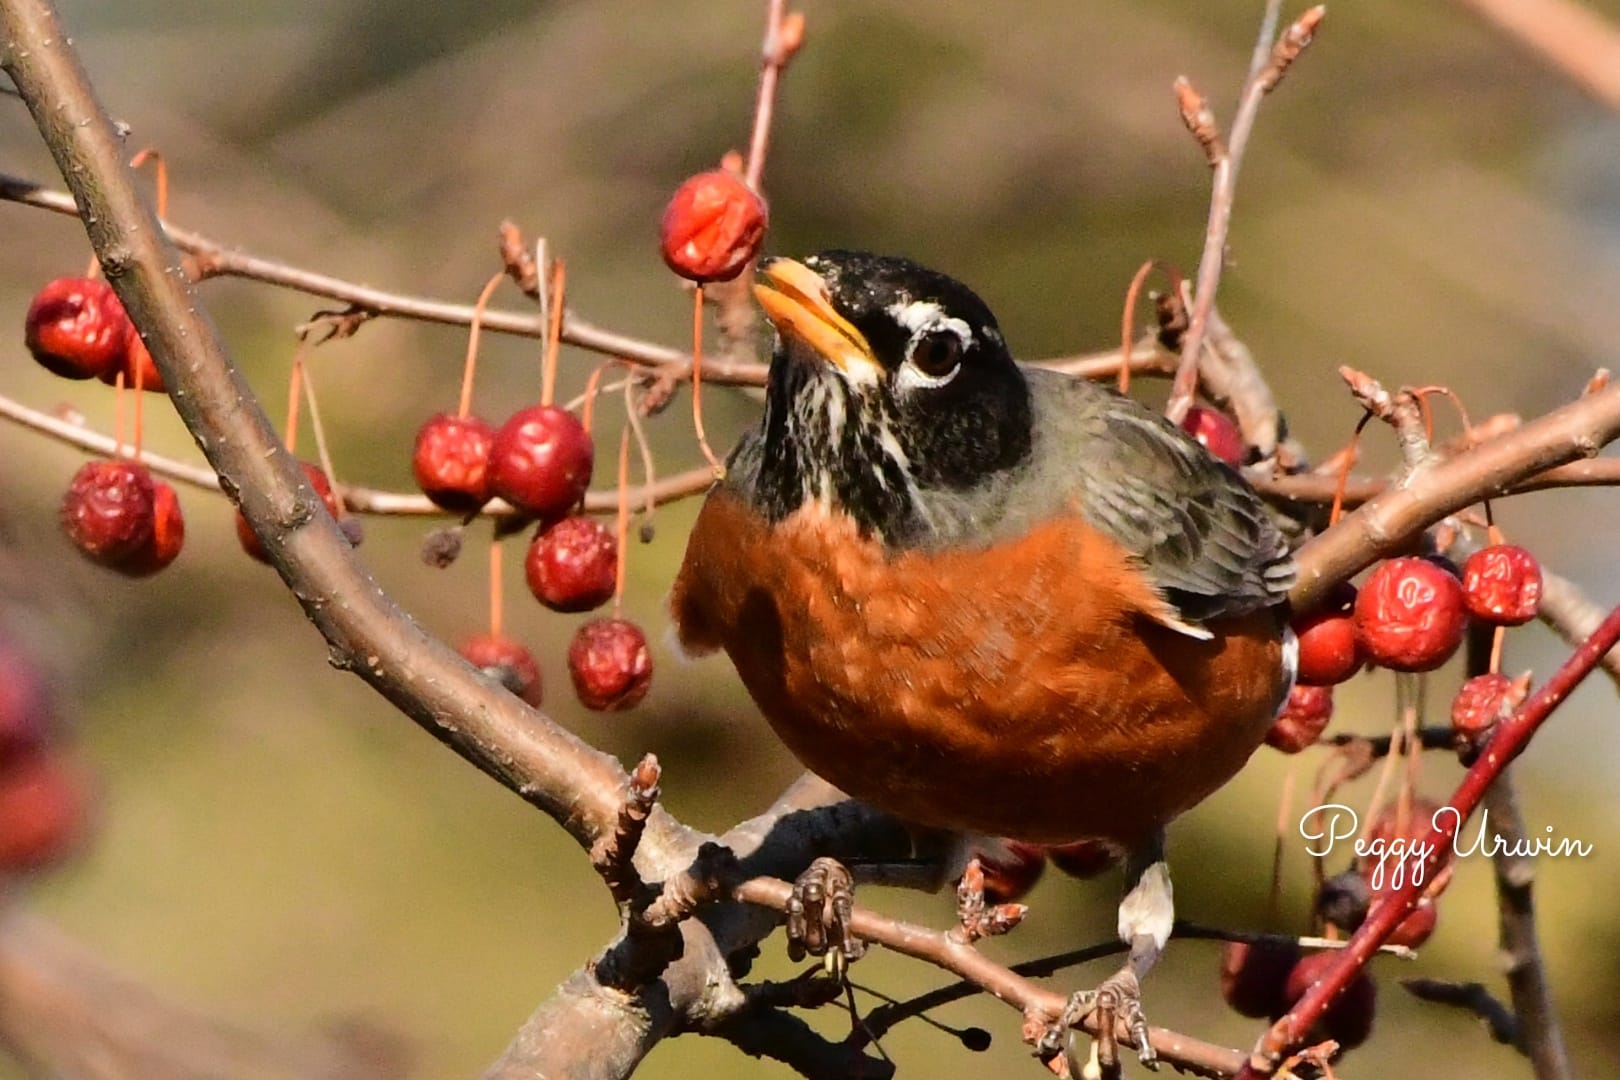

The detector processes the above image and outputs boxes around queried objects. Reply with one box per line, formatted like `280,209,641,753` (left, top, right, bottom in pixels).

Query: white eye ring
895,330,964,394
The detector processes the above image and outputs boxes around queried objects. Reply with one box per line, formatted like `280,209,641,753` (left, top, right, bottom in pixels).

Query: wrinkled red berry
0,752,88,871
413,413,494,512
1044,838,1119,879
1281,951,1377,1049
121,480,185,577
1220,940,1299,1019
1354,557,1466,672
1462,544,1542,626
60,459,156,567
568,618,653,711
660,170,769,283
1264,684,1333,753
24,276,128,380
97,321,165,393
977,840,1046,903
459,633,543,707
235,462,346,564
1450,672,1525,750
488,406,594,522
1180,404,1245,467
525,516,617,613
1293,583,1363,686
0,641,52,764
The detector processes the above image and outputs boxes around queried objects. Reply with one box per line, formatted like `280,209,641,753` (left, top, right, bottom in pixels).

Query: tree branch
1452,0,1620,115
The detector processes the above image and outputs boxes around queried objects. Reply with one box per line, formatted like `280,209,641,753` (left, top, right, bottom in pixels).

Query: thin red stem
489,540,504,640
460,271,505,419
128,148,168,219
541,259,565,408
614,426,630,615
691,286,722,473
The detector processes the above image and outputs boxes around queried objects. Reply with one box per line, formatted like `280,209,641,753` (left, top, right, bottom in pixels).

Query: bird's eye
906,331,962,380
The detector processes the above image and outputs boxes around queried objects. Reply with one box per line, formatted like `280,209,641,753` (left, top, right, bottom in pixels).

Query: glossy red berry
1462,544,1542,626
98,321,165,393
60,459,156,567
121,480,185,577
1354,557,1466,672
235,462,345,564
412,413,494,512
459,633,544,707
488,406,594,522
977,840,1046,904
1281,950,1377,1049
0,753,88,871
1044,838,1119,879
1179,404,1245,467
1264,684,1333,753
1220,940,1299,1019
1292,583,1362,686
24,276,128,380
660,170,769,283
525,516,617,613
1378,896,1439,949
568,618,653,711
0,641,52,764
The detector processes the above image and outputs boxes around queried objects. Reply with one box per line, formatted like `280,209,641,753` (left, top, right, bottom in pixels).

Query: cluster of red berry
0,639,88,875
26,276,164,391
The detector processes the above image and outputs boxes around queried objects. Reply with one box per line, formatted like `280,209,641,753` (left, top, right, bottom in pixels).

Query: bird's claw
1038,968,1157,1072
784,856,864,971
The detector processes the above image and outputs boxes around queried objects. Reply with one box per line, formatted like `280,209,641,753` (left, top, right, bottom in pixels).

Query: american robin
670,250,1295,1063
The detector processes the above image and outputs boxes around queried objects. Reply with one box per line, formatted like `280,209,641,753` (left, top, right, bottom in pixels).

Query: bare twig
1400,978,1523,1050
590,755,663,911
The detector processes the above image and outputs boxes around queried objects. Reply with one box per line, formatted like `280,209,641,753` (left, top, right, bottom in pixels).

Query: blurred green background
3,0,1619,1075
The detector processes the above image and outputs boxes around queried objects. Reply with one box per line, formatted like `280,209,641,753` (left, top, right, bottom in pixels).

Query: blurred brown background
2,0,1619,1075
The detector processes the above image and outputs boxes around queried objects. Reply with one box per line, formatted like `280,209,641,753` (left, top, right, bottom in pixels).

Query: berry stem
1489,624,1506,674
541,258,566,408
284,342,307,454
460,271,505,419
299,356,343,518
1327,413,1372,527
624,379,658,533
128,148,168,219
113,368,126,457
1116,260,1179,396
579,360,613,436
133,355,145,457
690,286,723,475
489,538,504,640
614,425,630,615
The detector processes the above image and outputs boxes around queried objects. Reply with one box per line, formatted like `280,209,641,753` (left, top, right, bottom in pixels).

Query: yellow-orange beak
753,258,881,385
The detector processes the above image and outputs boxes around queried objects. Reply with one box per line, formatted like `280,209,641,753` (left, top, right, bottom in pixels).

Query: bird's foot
785,856,865,972
1038,966,1156,1073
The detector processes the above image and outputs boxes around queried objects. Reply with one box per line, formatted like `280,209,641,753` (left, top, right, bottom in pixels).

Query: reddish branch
1240,600,1620,1075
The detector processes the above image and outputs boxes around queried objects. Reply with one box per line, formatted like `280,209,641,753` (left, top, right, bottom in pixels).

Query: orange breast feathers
669,487,1287,846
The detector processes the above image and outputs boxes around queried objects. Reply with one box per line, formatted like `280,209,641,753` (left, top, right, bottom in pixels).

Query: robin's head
749,250,1032,542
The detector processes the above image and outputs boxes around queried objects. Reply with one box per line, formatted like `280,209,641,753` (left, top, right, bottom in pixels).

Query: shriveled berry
977,840,1046,904
1293,583,1363,686
1462,544,1542,626
525,516,616,613
1354,557,1466,672
0,641,52,764
1264,684,1333,753
24,276,128,380
1044,838,1119,879
60,459,155,567
1180,404,1245,467
488,406,594,522
413,413,494,512
0,753,88,871
1220,940,1299,1019
1450,672,1525,753
568,618,653,711
660,170,769,283
235,462,346,564
1281,950,1377,1049
460,633,543,707
97,321,165,393
121,480,185,577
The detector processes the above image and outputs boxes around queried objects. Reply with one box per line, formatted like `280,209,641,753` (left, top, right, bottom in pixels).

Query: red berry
60,459,156,567
0,641,52,765
121,480,185,577
1378,896,1439,949
1179,404,1245,467
412,413,494,512
660,170,769,283
1264,684,1333,753
1462,544,1542,626
977,840,1046,903
1354,557,1466,672
1357,798,1445,900
1450,671,1525,749
525,516,617,613
568,618,653,711
235,462,345,564
1044,838,1119,879
1220,940,1299,1019
24,276,128,380
97,321,165,393
1292,583,1363,686
459,633,543,707
488,406,594,522
1281,951,1377,1049
0,752,88,871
